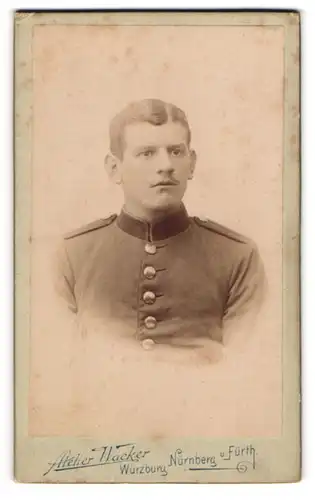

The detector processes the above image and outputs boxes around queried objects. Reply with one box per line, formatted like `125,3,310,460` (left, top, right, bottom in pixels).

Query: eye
138,149,155,158
143,150,154,157
170,148,183,157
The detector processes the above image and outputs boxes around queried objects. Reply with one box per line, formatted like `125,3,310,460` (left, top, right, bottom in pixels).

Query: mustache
151,178,179,187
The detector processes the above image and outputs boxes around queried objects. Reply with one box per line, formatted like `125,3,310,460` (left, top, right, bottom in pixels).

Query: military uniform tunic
55,205,266,347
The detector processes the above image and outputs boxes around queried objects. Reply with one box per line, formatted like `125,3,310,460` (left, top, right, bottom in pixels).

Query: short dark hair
109,98,191,159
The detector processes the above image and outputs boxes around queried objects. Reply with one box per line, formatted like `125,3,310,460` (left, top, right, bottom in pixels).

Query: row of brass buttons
142,243,158,348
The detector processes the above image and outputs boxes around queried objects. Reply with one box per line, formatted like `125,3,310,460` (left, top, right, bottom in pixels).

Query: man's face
114,121,196,212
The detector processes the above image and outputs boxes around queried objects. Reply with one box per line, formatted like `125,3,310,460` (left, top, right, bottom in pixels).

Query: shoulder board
64,214,117,240
194,216,249,244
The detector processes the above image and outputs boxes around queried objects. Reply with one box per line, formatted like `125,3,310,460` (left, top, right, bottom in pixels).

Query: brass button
141,338,155,350
143,266,156,279
144,316,157,329
143,290,156,305
144,243,157,255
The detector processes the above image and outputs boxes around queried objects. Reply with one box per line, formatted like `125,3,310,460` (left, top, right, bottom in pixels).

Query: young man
54,98,266,352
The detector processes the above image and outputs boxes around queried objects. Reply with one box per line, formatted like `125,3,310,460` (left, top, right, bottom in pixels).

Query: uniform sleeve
52,240,77,314
223,242,267,327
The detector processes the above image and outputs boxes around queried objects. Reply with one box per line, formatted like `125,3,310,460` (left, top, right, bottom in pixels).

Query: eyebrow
167,143,187,149
133,142,187,151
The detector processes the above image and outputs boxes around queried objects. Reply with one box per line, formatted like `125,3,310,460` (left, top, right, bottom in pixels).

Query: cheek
121,162,147,186
174,159,192,179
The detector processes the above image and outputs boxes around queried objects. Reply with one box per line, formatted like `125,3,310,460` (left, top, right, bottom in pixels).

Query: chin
146,195,180,212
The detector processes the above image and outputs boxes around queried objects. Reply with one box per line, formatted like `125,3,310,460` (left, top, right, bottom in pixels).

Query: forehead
123,121,189,149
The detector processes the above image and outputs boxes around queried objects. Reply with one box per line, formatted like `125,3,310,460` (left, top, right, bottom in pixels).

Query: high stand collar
116,204,190,241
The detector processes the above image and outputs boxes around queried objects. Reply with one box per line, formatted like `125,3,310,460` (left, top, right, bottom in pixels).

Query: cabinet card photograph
14,11,300,483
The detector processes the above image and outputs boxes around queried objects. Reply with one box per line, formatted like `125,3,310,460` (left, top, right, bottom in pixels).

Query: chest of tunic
73,224,228,344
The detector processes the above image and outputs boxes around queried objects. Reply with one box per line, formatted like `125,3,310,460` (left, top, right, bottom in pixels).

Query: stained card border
14,10,300,483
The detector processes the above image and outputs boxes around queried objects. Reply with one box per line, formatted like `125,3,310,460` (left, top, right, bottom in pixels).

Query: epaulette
64,214,117,240
194,216,250,244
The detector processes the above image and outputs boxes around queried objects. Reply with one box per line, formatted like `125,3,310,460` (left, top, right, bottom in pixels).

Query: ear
188,149,197,180
104,153,122,185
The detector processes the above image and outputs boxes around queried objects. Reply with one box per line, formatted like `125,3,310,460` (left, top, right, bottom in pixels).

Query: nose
157,148,174,174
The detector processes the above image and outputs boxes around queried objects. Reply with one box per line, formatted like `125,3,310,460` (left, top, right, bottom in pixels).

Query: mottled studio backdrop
30,25,284,438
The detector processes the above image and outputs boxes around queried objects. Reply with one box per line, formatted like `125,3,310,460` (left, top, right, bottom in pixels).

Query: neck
122,201,182,223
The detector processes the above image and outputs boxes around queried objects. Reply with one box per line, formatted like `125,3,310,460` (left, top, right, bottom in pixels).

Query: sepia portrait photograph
14,10,300,483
